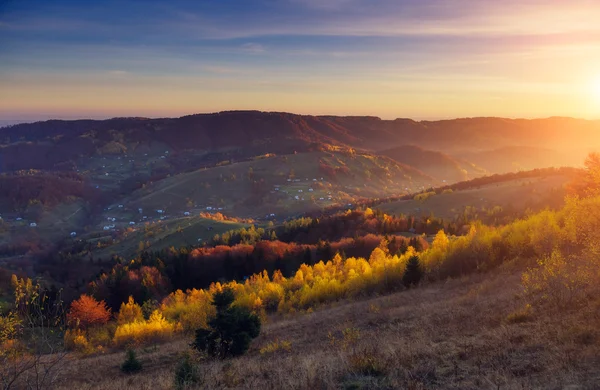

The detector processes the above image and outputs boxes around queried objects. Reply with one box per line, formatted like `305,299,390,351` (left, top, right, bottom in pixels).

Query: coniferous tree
402,255,423,288
192,288,261,359
121,349,142,374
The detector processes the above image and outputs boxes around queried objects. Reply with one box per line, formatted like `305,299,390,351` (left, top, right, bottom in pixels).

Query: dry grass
52,268,600,389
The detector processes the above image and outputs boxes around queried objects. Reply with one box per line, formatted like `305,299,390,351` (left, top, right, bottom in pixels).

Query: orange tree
67,295,111,329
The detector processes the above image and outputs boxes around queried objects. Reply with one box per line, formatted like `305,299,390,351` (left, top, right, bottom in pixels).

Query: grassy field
376,175,570,219
89,215,250,259
51,263,600,389
121,151,432,219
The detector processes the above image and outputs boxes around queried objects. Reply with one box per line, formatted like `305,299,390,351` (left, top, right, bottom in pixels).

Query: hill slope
2,112,599,172
379,144,487,182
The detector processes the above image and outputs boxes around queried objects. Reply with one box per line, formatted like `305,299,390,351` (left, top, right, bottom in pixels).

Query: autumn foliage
67,294,111,329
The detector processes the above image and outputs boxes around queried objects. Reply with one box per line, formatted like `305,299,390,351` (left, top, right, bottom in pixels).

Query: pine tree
121,349,142,374
174,353,199,389
402,255,423,288
192,288,261,359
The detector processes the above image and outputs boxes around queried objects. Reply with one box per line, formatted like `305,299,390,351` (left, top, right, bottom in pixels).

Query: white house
184,212,190,216
70,232,77,237
16,217,22,221
308,188,314,192
103,226,110,230
118,204,124,208
129,221,136,225
157,210,164,213
30,222,37,227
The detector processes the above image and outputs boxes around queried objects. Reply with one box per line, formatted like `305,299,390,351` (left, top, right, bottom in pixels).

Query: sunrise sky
2,0,600,121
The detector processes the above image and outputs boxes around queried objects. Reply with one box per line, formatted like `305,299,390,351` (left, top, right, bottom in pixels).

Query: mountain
2,112,600,173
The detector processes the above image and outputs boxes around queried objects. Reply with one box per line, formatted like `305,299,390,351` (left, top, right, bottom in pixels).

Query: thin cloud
240,42,266,54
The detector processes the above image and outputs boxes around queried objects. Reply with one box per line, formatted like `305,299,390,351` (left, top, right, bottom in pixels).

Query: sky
1,0,600,121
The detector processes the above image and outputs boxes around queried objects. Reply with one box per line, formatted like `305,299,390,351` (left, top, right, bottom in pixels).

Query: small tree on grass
402,255,423,288
192,288,260,359
174,353,199,389
120,349,142,374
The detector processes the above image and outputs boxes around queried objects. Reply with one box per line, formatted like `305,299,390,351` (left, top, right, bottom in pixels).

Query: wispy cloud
240,42,266,54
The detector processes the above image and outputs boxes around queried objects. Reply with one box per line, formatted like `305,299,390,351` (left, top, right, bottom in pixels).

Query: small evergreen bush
120,349,142,374
174,353,200,389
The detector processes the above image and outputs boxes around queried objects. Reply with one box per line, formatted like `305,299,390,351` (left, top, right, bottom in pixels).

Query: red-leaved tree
67,294,111,329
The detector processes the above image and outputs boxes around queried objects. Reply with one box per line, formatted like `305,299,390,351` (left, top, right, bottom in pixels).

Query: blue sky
2,0,600,120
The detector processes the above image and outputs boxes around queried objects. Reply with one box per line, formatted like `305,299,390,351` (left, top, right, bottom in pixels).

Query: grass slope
54,267,599,389
122,150,432,219
377,174,569,219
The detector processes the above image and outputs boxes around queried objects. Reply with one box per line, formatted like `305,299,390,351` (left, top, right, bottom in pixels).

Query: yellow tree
568,152,600,197
117,297,144,325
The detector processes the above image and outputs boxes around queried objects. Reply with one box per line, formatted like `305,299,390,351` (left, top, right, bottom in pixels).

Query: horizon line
2,110,600,126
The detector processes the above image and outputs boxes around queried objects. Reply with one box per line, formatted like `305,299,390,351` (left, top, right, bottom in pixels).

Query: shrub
64,329,94,354
192,288,261,359
522,250,597,309
259,339,292,355
329,327,361,351
174,353,200,389
347,349,387,377
120,349,142,374
113,310,176,348
506,304,532,324
67,294,111,329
